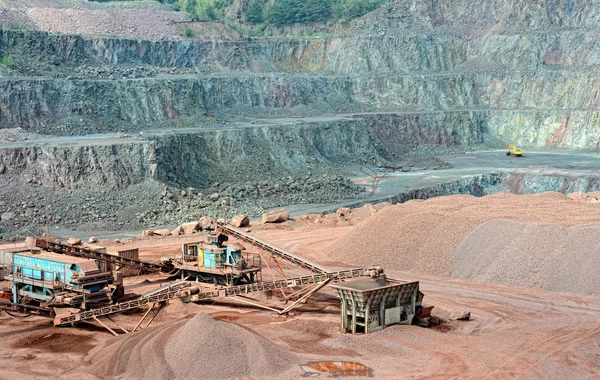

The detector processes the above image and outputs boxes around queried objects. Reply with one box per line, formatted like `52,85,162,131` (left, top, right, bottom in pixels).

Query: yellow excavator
506,144,523,157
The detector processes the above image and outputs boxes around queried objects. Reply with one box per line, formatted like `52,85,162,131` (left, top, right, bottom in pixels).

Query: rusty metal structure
331,276,423,334
0,225,428,336
34,238,170,274
174,233,262,285
0,246,119,313
51,266,383,328
216,224,330,274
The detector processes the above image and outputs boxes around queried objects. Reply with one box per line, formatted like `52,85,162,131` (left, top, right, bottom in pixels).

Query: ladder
216,224,331,274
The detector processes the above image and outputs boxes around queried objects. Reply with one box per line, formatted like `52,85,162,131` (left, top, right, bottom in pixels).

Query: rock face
2,1,600,239
0,141,157,190
262,209,290,224
230,215,249,228
3,3,600,150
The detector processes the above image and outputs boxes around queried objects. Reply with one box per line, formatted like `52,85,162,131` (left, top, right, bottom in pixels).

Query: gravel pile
27,8,185,41
453,220,600,295
327,192,600,295
84,313,300,379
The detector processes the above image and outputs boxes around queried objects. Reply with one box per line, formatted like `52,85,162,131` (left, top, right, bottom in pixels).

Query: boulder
364,203,377,215
216,218,226,225
179,221,199,235
1,212,14,221
567,191,584,200
262,209,290,224
198,216,215,230
336,207,351,217
88,236,98,244
230,215,250,228
153,229,172,237
456,312,471,321
209,193,220,202
66,237,82,246
141,230,155,237
171,227,182,236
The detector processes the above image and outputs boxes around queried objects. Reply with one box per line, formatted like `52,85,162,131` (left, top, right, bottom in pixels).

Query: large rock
179,221,199,235
141,230,155,237
567,192,584,200
230,215,249,228
1,212,14,221
262,209,290,224
153,229,172,237
88,236,98,243
66,237,82,246
198,216,214,230
336,207,351,217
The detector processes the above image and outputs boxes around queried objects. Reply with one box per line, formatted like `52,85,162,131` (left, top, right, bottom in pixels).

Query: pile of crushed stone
327,192,600,295
83,313,300,379
453,220,600,295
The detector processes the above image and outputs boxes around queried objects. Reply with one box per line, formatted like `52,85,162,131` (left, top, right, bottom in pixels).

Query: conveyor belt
53,283,199,326
35,239,170,273
53,266,382,326
216,224,330,274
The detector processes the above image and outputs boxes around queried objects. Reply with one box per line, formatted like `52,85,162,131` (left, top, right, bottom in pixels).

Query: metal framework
35,239,170,273
53,266,383,326
331,277,420,334
216,225,330,274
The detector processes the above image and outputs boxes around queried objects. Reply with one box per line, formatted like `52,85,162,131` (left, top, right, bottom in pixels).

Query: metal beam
279,279,331,315
93,315,118,336
231,295,282,313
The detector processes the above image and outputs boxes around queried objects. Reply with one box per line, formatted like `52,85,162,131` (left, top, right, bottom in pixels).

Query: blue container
203,247,226,269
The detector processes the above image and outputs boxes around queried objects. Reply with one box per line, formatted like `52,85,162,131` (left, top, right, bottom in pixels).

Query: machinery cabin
506,144,523,157
1,247,118,310
177,233,261,286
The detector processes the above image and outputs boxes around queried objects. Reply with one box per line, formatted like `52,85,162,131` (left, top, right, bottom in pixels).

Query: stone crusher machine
0,247,121,316
167,232,263,286
1,225,431,336
331,276,431,334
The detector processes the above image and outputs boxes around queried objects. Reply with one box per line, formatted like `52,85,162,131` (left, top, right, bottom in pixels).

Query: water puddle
300,361,371,377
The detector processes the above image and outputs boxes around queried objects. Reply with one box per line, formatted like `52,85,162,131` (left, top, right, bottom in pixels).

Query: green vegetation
337,0,387,20
0,55,15,69
179,0,388,25
245,2,264,24
178,0,225,20
184,27,196,37
90,0,389,26
267,0,332,26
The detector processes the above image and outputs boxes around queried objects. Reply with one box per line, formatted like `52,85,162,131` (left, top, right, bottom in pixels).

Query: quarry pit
1,1,600,379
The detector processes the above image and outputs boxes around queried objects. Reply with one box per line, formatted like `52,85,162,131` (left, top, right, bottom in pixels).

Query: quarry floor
1,212,600,379
39,149,600,242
